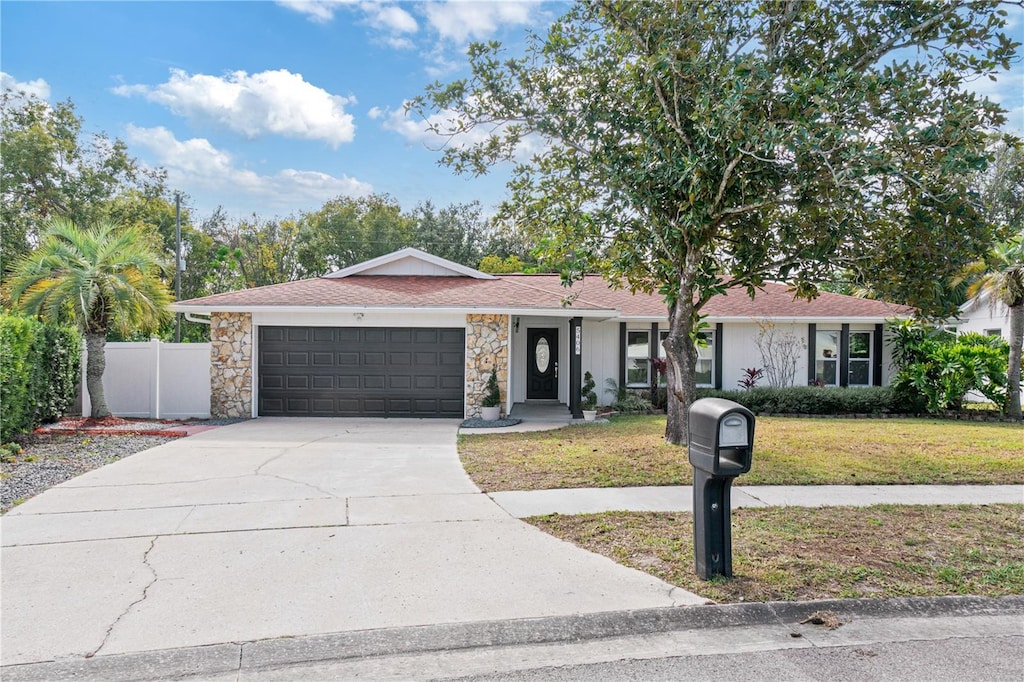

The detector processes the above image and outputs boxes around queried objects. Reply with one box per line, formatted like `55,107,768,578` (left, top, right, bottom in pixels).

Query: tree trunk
661,270,699,445
85,331,111,418
1008,302,1022,421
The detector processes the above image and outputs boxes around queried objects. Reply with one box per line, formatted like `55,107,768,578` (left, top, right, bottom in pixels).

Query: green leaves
7,217,173,338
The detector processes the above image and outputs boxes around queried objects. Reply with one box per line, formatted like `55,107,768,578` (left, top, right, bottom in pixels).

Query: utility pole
175,192,182,343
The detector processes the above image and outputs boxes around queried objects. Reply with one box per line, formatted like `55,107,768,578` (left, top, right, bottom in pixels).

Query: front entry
527,328,558,399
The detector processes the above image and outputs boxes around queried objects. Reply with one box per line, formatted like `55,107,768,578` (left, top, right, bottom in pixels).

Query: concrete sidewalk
489,484,1024,517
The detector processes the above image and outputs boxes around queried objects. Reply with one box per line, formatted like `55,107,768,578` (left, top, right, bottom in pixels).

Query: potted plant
581,371,598,421
481,370,502,421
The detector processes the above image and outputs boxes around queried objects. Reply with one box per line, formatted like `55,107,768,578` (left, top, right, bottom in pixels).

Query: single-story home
171,248,913,420
955,292,1018,346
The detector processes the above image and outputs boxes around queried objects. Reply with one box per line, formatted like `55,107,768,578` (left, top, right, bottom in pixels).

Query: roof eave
170,304,618,318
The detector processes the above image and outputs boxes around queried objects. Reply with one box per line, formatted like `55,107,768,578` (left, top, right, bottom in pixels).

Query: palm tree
7,218,172,418
962,234,1024,419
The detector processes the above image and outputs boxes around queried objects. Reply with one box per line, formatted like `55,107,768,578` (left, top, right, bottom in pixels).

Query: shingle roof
174,273,913,320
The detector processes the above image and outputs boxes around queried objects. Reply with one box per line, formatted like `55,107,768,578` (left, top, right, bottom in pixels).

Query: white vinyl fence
80,340,211,419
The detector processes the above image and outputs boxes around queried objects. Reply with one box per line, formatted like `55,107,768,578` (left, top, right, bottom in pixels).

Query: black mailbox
688,398,755,579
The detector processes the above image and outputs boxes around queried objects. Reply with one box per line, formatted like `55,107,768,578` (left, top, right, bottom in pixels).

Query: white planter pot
582,410,598,422
481,406,501,421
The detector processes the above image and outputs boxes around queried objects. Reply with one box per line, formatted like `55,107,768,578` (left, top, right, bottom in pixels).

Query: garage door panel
286,398,309,412
337,375,360,389
262,375,284,389
262,351,284,367
439,329,463,344
440,351,463,366
312,328,334,343
415,376,437,389
439,376,463,390
258,326,464,417
390,329,413,343
440,398,463,413
312,376,334,389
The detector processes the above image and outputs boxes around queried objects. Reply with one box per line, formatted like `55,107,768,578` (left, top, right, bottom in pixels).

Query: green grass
459,415,1024,491
530,504,1024,603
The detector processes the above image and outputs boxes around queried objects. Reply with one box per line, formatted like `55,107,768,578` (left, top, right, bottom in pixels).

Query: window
815,330,839,386
626,330,650,387
985,328,1002,337
657,329,714,387
848,331,872,386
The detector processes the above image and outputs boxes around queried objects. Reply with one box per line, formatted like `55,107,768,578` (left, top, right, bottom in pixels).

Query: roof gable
323,247,495,279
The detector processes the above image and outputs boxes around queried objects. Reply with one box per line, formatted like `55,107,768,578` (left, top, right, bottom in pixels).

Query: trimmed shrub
0,314,81,441
889,319,1011,414
695,386,906,415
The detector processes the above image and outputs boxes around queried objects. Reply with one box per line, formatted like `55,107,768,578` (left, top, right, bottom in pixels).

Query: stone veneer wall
210,312,253,418
465,314,509,418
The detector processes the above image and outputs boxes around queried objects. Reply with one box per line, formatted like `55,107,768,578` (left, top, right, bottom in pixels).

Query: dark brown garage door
258,326,465,417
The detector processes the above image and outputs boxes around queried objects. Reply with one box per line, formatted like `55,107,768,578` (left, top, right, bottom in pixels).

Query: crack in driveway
88,536,160,659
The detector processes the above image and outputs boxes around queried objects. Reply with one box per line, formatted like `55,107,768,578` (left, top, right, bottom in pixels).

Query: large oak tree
413,0,1019,442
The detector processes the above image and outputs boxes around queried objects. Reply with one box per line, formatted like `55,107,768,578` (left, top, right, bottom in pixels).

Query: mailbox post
688,398,755,579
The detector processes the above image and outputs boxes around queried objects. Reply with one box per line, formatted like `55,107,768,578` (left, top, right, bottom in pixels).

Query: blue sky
2,1,1022,223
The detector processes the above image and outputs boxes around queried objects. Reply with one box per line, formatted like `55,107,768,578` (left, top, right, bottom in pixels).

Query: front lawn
459,415,1024,491
530,504,1024,603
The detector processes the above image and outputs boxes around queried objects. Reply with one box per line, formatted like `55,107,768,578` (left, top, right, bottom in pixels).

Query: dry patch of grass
530,504,1024,603
459,415,1023,491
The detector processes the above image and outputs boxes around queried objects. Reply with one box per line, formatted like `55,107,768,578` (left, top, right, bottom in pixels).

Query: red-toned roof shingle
175,273,913,320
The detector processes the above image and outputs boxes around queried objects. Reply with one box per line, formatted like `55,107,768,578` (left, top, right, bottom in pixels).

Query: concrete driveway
1,419,701,667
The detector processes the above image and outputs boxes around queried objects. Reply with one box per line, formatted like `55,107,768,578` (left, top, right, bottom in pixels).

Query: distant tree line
1,92,539,342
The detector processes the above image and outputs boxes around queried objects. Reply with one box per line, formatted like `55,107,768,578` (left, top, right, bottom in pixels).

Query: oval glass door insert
535,338,550,373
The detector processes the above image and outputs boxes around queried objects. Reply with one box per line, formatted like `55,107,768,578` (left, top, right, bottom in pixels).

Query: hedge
0,314,81,442
695,386,910,415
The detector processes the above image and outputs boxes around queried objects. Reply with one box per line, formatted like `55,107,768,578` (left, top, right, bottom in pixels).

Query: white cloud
114,68,356,148
361,2,418,34
275,0,355,24
378,102,546,160
126,125,372,209
422,1,535,43
0,72,51,99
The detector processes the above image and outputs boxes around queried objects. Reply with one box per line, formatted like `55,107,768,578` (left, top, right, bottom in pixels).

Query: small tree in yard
755,320,805,388
413,1,1017,443
7,218,172,418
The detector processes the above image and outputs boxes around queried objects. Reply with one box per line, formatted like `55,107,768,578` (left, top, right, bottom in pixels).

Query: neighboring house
171,248,913,420
955,292,1016,345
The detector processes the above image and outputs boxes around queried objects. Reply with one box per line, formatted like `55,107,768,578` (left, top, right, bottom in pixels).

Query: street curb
4,595,1022,681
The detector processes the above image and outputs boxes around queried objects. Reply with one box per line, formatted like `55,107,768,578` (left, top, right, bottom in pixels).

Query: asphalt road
453,636,1024,682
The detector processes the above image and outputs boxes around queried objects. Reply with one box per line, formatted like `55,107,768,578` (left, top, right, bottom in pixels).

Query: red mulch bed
35,416,215,438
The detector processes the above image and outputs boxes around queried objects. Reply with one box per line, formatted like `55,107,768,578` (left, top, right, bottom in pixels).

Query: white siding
721,322,808,389
81,341,211,418
357,257,466,277
582,320,621,406
958,299,1013,343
